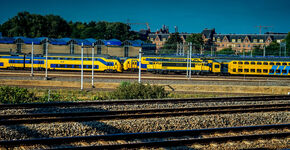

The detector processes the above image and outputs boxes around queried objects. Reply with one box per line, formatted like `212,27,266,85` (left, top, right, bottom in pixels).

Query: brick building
212,32,287,53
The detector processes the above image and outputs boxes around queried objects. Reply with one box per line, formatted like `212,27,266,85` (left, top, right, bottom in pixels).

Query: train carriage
0,55,122,72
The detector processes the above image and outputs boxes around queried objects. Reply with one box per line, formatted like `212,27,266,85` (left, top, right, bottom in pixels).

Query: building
0,37,156,57
212,32,287,53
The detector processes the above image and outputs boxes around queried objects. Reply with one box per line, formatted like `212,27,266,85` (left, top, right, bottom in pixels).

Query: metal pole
92,43,95,88
31,42,34,76
279,43,281,57
189,42,192,79
81,43,84,90
45,39,48,80
138,48,142,83
186,50,189,77
263,44,266,57
285,43,287,57
211,46,213,56
182,43,184,56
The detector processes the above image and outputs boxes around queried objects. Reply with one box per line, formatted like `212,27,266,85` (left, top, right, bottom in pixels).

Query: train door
131,60,138,70
221,63,229,75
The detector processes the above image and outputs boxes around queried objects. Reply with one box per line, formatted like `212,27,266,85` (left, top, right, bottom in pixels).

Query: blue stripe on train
50,64,99,69
0,62,3,66
9,60,44,64
269,65,278,75
283,66,290,75
275,66,285,75
137,62,147,69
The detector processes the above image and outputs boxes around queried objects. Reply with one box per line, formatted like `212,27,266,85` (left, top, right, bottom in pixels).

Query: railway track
1,70,290,82
0,124,288,149
1,95,289,109
0,103,288,125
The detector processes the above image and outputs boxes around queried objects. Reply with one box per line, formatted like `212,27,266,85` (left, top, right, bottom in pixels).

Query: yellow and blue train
123,56,290,76
0,55,122,72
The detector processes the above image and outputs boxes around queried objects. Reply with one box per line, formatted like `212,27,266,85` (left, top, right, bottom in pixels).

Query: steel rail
0,104,288,125
0,95,289,109
0,124,288,148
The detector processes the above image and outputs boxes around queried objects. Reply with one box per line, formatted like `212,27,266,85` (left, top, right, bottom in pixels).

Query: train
0,54,290,76
0,55,122,72
123,56,290,76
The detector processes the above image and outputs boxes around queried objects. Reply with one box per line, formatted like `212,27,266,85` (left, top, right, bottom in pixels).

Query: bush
0,86,36,104
109,82,169,99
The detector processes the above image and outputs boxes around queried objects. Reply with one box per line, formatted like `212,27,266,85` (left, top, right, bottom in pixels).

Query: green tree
185,33,204,51
265,42,280,56
252,45,264,56
159,32,183,54
216,47,235,55
285,32,290,56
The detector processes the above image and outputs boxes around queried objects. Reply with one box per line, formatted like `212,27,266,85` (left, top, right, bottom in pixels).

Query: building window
162,38,166,41
243,45,245,47
97,45,102,54
236,44,240,47
70,43,74,54
259,39,264,43
217,38,221,42
124,46,129,57
237,39,242,43
150,38,153,41
232,39,236,43
253,39,257,43
277,40,281,43
213,37,215,41
248,44,251,47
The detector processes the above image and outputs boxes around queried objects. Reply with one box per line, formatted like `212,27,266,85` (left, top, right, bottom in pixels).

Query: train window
257,62,262,65
257,69,261,73
67,65,73,68
244,69,249,72
251,69,255,72
238,62,243,64
270,62,274,65
233,62,237,64
282,63,287,65
263,62,268,65
282,70,287,73
288,63,290,65
233,68,236,72
59,64,66,68
214,65,220,68
276,63,281,65
263,69,268,73
244,62,249,65
238,69,243,72
251,62,256,65
270,69,275,73
276,70,281,73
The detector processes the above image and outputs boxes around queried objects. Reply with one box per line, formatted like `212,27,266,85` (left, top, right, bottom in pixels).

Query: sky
0,0,289,34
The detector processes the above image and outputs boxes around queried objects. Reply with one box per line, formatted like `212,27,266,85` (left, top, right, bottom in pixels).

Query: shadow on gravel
2,104,193,149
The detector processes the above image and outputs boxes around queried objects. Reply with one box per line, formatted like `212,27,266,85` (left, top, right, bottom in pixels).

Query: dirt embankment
1,79,289,95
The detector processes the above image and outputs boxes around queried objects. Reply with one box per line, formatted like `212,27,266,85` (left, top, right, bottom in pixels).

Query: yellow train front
0,55,122,72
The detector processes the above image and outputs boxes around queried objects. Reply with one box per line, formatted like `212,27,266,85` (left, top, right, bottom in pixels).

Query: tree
185,33,204,51
159,32,183,54
265,42,280,56
285,32,290,56
252,45,264,56
216,47,235,55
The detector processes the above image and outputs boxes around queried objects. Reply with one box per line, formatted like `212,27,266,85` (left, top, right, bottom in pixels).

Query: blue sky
0,0,289,34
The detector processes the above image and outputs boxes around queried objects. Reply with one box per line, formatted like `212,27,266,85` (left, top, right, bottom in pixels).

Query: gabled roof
74,39,92,46
201,28,215,39
14,37,42,44
104,39,122,46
